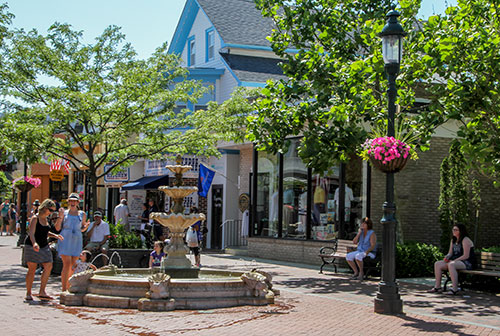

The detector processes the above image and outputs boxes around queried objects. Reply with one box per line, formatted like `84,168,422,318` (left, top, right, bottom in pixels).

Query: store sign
145,157,200,178
103,164,129,183
49,169,64,181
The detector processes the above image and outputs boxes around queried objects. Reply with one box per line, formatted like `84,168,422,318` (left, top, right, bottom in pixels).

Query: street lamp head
379,10,407,65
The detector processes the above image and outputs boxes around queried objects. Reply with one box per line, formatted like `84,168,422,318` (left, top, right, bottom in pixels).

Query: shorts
461,260,474,270
189,246,200,256
346,251,375,262
84,241,109,251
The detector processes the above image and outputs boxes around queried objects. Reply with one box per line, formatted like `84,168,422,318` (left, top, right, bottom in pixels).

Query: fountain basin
158,186,198,199
61,268,275,311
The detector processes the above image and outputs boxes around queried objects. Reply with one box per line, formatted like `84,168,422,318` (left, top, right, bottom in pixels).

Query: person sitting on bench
346,217,377,281
429,224,476,295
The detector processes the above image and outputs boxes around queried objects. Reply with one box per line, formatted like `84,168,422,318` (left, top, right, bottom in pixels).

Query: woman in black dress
24,199,64,301
429,224,476,295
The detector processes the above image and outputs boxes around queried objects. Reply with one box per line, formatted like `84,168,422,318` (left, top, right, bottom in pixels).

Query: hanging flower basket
369,155,409,173
12,176,42,193
15,183,35,193
359,136,416,174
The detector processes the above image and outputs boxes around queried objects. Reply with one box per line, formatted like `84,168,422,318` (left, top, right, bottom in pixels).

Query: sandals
445,288,460,295
427,287,442,293
25,295,33,301
350,274,359,279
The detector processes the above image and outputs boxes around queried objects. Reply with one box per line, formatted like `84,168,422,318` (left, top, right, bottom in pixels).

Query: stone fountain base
60,268,276,311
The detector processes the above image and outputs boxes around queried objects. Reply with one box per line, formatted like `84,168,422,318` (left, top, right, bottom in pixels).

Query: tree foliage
439,142,470,251
247,0,431,172
411,0,500,184
0,171,10,195
0,23,236,211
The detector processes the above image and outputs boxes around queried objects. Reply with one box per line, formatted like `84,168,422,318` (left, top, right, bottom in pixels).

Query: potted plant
12,176,42,192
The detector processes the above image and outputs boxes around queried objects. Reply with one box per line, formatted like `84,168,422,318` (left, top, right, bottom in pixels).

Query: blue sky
7,0,456,59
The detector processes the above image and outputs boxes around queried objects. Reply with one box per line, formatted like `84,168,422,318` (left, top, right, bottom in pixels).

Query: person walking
113,198,130,227
54,193,89,292
24,199,64,301
0,199,9,235
7,203,17,236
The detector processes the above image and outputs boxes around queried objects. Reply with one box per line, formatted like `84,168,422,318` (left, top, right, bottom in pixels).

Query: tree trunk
90,171,98,216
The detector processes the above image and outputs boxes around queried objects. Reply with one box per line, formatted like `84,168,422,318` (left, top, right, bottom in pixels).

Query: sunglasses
48,208,56,212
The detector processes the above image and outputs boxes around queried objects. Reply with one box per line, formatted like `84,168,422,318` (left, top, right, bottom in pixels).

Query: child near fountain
149,241,165,268
73,250,97,274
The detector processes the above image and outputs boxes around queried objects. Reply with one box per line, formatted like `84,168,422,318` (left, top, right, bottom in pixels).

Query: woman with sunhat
54,193,89,291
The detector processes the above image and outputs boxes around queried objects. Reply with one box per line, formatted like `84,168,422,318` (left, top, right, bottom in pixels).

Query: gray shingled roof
221,53,286,83
197,0,274,47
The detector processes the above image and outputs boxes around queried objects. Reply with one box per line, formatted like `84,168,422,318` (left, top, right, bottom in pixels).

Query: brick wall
370,137,500,248
248,237,330,265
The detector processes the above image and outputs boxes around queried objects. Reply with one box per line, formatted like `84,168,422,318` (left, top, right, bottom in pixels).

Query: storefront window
256,152,278,237
311,159,363,240
283,139,307,239
311,171,338,241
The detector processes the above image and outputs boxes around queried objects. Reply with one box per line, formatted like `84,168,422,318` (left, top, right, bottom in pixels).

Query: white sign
104,164,129,183
145,156,200,178
127,190,146,229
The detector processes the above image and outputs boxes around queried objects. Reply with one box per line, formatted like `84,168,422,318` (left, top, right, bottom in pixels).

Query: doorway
211,185,223,249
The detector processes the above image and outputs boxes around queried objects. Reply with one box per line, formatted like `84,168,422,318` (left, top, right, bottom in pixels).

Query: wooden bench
444,251,500,291
318,239,381,279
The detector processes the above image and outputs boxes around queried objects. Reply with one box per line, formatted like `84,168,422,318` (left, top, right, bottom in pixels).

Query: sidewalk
0,235,499,335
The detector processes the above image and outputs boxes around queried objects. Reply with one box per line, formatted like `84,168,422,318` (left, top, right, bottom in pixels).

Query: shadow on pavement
398,314,478,335
275,276,376,296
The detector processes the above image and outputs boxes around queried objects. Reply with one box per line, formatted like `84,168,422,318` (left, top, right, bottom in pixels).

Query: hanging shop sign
49,169,64,182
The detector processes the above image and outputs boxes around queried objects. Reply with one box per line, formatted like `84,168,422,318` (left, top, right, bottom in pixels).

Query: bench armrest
319,246,336,255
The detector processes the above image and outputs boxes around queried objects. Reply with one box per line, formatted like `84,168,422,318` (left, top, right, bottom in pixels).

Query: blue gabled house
168,0,287,250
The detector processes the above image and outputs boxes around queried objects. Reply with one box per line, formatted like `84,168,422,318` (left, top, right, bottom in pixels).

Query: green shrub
396,242,444,278
108,223,142,249
481,246,500,253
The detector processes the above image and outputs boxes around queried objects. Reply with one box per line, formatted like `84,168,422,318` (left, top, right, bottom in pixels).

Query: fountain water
60,156,275,311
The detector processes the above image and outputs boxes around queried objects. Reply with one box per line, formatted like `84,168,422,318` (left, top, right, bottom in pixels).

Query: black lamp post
374,10,406,315
17,160,28,246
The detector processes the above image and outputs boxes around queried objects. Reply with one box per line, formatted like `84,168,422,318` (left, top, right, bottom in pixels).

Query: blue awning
121,175,169,191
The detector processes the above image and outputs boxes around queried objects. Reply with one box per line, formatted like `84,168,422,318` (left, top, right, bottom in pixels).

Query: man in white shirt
114,198,130,227
84,211,110,262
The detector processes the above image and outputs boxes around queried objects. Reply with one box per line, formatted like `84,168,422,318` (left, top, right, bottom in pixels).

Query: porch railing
221,219,248,249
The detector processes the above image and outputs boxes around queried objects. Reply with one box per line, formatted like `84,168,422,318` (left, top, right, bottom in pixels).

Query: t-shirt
74,260,91,274
114,204,129,225
150,251,165,267
87,220,110,243
1,203,9,217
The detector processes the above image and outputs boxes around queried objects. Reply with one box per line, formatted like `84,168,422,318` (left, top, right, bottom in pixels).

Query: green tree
439,142,470,251
412,0,500,184
0,23,234,212
0,171,10,196
247,0,430,171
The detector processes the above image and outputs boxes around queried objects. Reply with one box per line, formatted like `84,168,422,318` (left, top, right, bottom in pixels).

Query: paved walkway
0,235,499,335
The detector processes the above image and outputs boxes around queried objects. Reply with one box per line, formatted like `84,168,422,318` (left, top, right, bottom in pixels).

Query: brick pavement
0,235,499,335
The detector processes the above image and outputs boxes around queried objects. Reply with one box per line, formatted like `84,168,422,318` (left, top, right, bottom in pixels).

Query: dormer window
188,36,195,66
206,28,214,61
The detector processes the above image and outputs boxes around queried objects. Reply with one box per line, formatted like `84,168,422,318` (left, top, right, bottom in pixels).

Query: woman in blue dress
346,217,377,281
55,193,89,291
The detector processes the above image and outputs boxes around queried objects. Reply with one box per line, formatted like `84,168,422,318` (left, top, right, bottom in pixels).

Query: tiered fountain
60,156,275,311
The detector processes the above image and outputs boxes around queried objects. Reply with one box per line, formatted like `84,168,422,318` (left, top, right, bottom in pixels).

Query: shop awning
121,175,169,191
